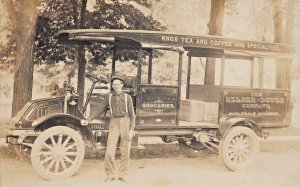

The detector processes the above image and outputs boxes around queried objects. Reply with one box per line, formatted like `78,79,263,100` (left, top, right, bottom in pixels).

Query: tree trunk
285,0,295,45
284,0,296,127
204,58,216,85
273,0,286,89
273,0,295,89
273,0,284,43
207,0,224,36
77,46,86,108
7,0,38,116
258,58,264,88
273,0,295,127
12,31,36,116
76,0,87,108
205,0,225,85
283,0,295,90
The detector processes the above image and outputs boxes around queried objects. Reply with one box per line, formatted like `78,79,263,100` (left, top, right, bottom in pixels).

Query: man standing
81,77,136,182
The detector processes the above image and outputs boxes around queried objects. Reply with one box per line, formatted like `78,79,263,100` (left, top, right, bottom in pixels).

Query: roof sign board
55,29,294,55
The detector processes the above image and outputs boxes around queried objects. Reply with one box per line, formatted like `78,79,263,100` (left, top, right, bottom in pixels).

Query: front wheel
31,126,85,180
220,126,259,171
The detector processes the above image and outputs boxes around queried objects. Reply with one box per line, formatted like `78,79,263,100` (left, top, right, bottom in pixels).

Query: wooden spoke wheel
179,139,211,158
220,126,259,171
31,126,85,180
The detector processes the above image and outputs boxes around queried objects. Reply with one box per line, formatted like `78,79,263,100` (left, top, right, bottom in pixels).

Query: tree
2,0,164,115
273,0,296,89
251,0,273,88
36,0,164,61
282,0,296,89
273,0,285,88
272,0,296,127
35,0,165,108
74,0,87,107
5,0,39,116
204,0,225,85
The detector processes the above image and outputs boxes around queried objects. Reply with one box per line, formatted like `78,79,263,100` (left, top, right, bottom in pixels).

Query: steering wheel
85,73,108,84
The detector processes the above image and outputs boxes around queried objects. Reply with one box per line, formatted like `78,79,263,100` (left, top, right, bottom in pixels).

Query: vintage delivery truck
6,29,294,180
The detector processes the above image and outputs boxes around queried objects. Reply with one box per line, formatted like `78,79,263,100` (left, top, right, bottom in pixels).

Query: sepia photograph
0,0,300,186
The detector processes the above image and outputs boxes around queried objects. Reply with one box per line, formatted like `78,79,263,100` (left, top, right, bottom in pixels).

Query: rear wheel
31,126,85,180
179,139,211,158
220,126,259,171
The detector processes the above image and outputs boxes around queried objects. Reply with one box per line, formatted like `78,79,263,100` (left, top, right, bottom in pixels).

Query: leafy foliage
1,0,165,71
35,0,165,68
224,0,238,16
0,37,16,72
127,0,155,9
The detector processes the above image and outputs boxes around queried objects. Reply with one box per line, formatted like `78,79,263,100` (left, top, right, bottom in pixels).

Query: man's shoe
104,176,115,182
118,177,127,182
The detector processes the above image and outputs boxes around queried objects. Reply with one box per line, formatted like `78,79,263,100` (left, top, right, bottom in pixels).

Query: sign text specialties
160,35,284,53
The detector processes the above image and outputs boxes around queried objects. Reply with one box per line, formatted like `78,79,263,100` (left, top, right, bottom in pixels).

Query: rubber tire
31,126,85,180
179,140,211,158
220,126,259,171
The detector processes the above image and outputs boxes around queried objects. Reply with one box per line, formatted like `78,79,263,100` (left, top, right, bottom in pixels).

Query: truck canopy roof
55,29,294,58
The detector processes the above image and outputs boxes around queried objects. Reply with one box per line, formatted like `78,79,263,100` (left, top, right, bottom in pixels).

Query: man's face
112,79,124,93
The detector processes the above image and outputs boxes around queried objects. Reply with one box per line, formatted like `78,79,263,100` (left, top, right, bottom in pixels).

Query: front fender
219,117,264,138
32,113,81,127
32,113,94,146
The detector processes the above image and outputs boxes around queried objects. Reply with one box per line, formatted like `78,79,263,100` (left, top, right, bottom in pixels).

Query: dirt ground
1,150,300,187
1,115,300,187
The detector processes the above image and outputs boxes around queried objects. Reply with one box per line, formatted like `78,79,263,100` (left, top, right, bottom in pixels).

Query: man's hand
81,119,90,126
128,129,136,140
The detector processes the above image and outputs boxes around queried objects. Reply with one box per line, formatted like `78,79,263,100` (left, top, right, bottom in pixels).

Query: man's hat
111,76,125,84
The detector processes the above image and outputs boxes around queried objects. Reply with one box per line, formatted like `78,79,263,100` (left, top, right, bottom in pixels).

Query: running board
137,129,194,136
